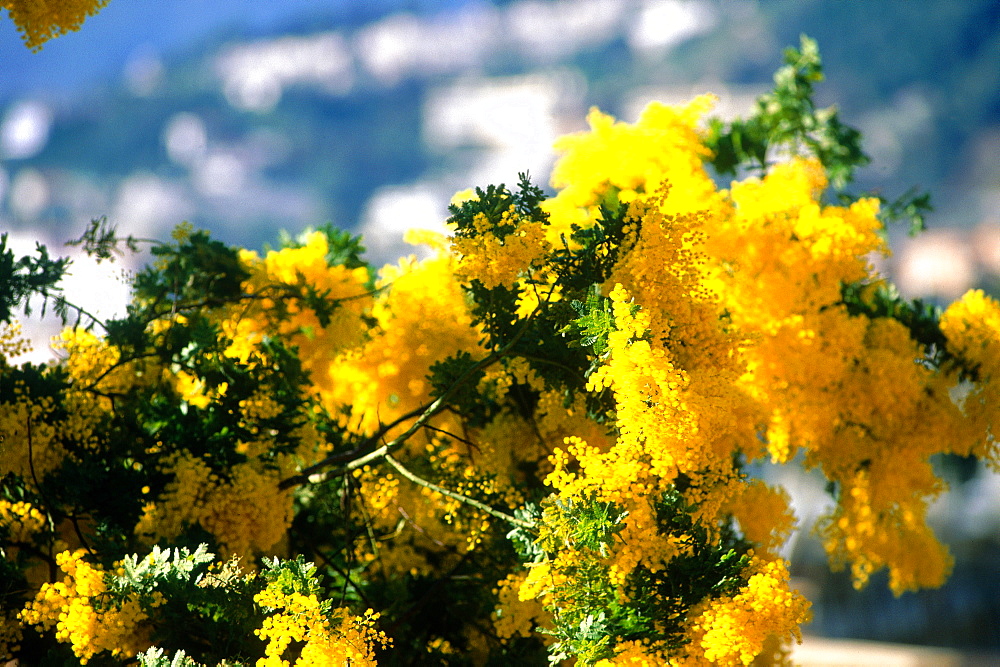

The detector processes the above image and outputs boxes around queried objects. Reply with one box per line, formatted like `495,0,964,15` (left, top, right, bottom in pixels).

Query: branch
421,422,481,454
54,295,108,332
383,454,533,529
278,403,428,490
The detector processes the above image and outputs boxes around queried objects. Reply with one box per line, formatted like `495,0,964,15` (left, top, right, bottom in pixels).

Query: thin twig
293,526,373,609
396,505,448,548
383,454,533,529
278,403,428,490
79,351,159,394
421,423,481,454
55,296,108,332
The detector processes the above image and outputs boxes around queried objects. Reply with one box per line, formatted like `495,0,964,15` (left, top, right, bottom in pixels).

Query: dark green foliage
558,497,627,558
287,475,369,610
429,351,495,428
0,225,331,643
877,186,933,237
447,172,629,420
834,185,933,239
0,232,71,325
631,489,752,648
67,216,143,263
133,229,249,312
278,224,370,274
706,35,869,190
552,187,636,292
0,360,68,405
118,546,259,665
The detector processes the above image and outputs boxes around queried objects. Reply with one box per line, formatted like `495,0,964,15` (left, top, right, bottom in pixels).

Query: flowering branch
280,300,545,490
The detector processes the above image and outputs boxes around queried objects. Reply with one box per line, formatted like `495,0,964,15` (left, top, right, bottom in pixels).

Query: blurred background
2,0,999,657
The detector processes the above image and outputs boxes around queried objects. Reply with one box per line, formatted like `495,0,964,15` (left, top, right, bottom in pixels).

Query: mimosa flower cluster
1,0,110,50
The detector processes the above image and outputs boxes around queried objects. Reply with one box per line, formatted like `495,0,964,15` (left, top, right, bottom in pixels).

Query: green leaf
137,647,205,667
561,285,615,357
113,544,216,594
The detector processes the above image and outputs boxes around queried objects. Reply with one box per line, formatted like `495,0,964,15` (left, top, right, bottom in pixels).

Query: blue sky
0,0,467,101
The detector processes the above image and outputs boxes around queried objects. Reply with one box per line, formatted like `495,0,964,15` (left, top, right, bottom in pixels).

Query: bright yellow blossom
1,0,110,50
20,550,153,663
683,559,811,666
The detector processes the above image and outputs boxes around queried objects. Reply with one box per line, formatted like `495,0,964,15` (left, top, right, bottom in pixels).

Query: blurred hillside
1,0,997,274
